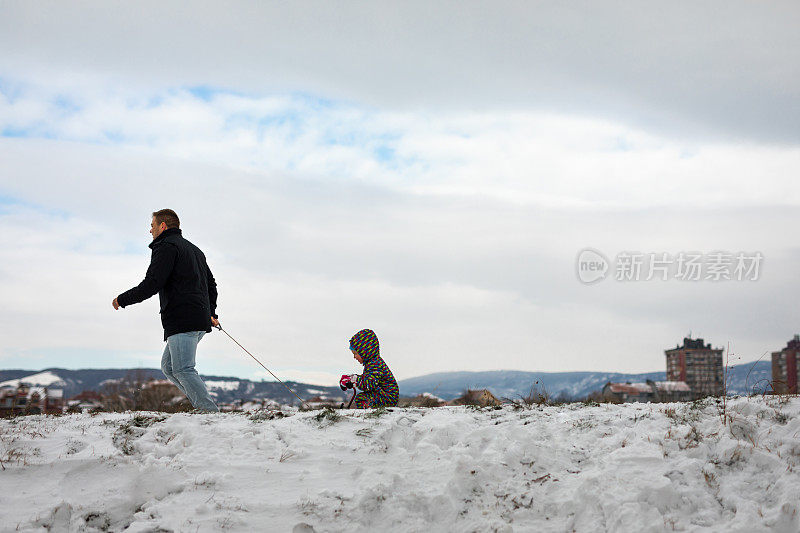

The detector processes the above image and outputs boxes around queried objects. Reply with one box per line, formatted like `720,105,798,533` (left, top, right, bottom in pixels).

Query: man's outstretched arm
206,263,220,327
207,264,218,318
114,245,177,309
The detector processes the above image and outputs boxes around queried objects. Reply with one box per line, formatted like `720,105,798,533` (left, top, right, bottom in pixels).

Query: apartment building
665,337,724,398
771,335,800,394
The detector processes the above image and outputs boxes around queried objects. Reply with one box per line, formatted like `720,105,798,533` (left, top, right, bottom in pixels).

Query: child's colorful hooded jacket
349,329,399,408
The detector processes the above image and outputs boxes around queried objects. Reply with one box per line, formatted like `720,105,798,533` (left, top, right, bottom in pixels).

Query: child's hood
349,329,380,363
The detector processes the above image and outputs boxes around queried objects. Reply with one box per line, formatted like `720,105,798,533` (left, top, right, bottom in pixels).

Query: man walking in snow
112,209,220,412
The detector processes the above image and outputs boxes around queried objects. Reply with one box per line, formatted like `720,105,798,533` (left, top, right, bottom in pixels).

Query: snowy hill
1,397,798,531
398,361,773,400
0,368,345,405
0,370,66,389
0,368,161,399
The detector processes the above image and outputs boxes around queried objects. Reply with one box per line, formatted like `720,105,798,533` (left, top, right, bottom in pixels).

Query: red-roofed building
602,380,692,403
0,383,65,416
602,382,655,403
652,381,693,402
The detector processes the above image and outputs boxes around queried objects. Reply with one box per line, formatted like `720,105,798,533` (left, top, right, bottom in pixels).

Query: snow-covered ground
1,397,799,532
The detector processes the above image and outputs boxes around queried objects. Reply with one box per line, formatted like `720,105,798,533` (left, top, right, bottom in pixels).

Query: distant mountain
0,368,346,405
1,360,773,405
397,360,773,400
0,370,67,389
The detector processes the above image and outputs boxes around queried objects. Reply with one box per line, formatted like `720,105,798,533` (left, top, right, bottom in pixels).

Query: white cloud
1,1,798,142
1,3,799,383
1,133,799,380
2,86,799,212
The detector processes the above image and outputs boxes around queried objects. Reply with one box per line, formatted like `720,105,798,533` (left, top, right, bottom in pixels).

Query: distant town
601,334,796,403
1,334,795,417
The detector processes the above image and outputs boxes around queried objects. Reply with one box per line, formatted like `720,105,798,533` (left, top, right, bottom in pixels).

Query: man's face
150,217,166,239
351,348,363,364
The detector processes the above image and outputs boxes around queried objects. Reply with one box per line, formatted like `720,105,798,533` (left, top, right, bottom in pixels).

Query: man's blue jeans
161,331,219,412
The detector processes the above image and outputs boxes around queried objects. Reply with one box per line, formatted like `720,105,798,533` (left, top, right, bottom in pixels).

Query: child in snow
339,329,399,408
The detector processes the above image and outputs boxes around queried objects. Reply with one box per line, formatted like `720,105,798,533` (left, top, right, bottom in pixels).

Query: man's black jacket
117,228,218,340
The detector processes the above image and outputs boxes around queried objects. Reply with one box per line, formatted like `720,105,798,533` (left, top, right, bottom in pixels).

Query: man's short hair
152,209,180,229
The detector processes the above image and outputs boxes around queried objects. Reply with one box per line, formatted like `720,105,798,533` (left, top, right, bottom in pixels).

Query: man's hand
211,316,220,328
112,298,120,310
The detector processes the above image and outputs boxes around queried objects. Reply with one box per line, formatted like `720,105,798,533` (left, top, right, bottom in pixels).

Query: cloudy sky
1,1,799,385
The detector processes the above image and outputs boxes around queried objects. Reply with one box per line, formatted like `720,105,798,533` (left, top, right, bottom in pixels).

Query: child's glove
339,374,357,391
